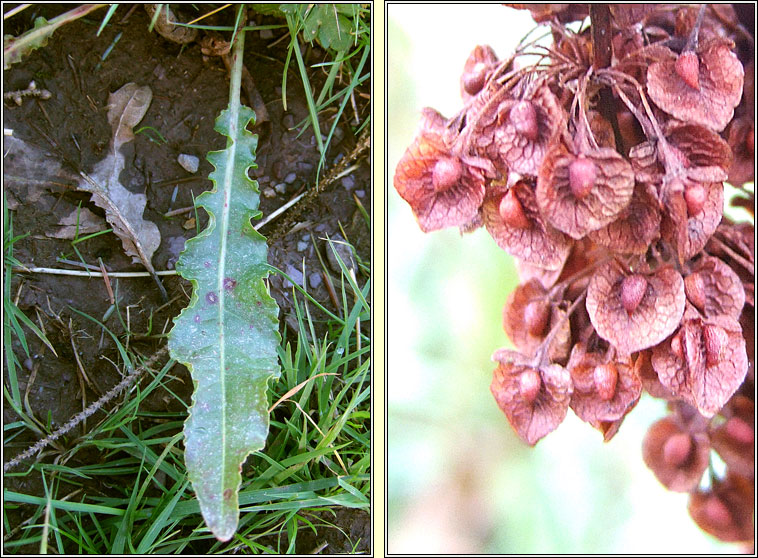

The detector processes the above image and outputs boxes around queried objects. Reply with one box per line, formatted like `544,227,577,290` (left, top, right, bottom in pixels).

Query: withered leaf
47,207,106,240
76,83,164,297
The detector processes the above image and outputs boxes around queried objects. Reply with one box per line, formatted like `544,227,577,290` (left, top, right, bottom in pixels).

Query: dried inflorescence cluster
394,4,754,547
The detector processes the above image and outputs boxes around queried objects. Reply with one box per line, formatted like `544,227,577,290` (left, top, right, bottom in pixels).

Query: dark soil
3,4,370,554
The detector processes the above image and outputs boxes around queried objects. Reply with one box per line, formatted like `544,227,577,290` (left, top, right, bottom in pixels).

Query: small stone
263,187,276,198
282,114,295,128
284,172,297,184
315,223,328,232
297,161,314,173
274,183,287,194
308,272,322,289
341,175,356,190
284,264,304,287
355,189,365,198
272,159,286,180
178,154,199,173
296,241,309,252
260,28,274,40
326,235,356,273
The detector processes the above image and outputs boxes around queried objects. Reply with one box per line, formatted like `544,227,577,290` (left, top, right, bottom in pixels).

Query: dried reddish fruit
588,184,661,254
490,349,573,446
568,156,597,199
642,416,710,492
703,324,728,366
568,344,641,429
586,262,685,354
647,39,745,132
651,314,748,417
393,108,491,232
460,45,499,101
684,272,707,310
482,182,573,270
675,51,700,90
686,256,745,319
593,363,618,401
431,157,463,191
518,368,542,404
524,300,550,337
661,177,724,263
636,350,675,400
709,396,755,480
505,3,588,23
684,182,707,216
664,123,732,183
628,141,662,185
509,100,539,142
689,473,755,542
724,416,755,445
537,143,634,239
620,274,648,315
471,85,565,175
726,116,755,187
662,432,693,467
499,188,530,229
502,279,571,363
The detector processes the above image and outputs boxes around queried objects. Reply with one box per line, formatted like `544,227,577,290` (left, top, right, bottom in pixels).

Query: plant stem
589,5,624,152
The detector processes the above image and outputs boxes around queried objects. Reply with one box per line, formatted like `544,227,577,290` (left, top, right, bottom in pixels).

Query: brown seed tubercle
432,157,463,192
568,156,597,199
662,432,693,467
702,324,727,367
675,51,700,91
519,368,542,404
524,300,550,337
684,272,707,310
593,363,618,401
499,189,531,229
620,274,647,315
509,100,539,141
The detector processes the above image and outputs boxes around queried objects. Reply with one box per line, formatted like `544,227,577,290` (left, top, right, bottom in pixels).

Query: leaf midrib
217,103,240,490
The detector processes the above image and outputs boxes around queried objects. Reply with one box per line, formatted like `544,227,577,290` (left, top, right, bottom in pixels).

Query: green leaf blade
169,104,281,542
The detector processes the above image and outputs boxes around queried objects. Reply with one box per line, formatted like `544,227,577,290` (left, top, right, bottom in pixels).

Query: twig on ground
4,346,169,473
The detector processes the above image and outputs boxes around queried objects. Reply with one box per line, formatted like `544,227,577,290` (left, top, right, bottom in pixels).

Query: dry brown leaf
76,83,165,298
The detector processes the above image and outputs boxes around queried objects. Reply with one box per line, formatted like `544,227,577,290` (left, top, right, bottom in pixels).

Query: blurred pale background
387,4,737,554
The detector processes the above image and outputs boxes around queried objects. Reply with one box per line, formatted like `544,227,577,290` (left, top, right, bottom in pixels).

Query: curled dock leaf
168,30,281,542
